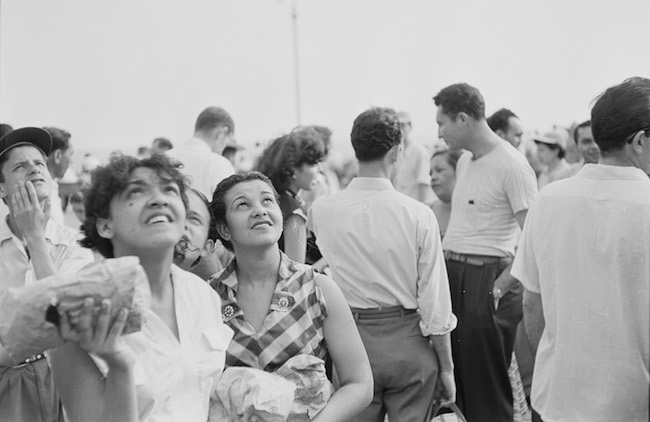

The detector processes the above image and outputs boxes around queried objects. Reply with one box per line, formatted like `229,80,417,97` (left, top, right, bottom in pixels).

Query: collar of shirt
347,177,395,191
578,164,650,181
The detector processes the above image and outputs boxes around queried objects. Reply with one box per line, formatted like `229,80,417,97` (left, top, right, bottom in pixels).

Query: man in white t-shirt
167,106,236,198
433,83,538,421
512,77,650,422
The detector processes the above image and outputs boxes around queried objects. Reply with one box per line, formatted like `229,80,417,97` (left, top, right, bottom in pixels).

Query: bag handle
428,402,468,422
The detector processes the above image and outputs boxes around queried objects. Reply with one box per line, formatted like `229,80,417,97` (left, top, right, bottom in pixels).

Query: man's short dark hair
195,106,234,134
79,154,189,258
350,107,402,162
591,77,650,155
255,129,324,192
43,127,71,153
433,83,486,120
487,108,518,133
209,171,278,252
573,120,592,144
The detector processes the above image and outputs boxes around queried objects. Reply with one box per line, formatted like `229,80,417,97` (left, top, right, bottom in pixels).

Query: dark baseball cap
0,127,53,158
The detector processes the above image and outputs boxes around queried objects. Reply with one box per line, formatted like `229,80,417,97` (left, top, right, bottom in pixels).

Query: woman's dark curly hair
79,153,189,258
255,128,324,192
209,171,278,252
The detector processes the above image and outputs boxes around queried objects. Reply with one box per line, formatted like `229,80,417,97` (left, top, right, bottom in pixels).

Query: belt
14,353,46,368
443,251,503,267
350,306,417,320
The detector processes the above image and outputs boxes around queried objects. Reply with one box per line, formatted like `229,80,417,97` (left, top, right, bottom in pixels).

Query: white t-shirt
166,138,235,198
511,164,650,422
93,266,234,422
442,143,537,257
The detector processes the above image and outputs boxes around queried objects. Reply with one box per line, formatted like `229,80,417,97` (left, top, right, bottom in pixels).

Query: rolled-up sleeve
416,211,457,336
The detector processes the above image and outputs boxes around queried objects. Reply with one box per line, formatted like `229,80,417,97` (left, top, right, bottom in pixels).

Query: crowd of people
0,76,648,422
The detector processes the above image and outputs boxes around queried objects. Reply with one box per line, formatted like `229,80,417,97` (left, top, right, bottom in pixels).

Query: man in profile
433,83,538,421
512,77,650,422
487,108,524,149
44,127,74,225
309,107,456,422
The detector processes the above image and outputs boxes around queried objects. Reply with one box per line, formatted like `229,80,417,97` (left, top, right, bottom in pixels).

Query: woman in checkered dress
209,171,373,421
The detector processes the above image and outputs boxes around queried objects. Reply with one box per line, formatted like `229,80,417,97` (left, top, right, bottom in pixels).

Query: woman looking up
209,171,373,421
49,154,233,422
255,129,324,263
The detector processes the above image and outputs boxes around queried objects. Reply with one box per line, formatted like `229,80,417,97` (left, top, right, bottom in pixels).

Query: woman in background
255,129,324,263
429,149,462,238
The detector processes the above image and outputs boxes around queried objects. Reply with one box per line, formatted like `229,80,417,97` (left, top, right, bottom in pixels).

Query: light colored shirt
511,164,650,422
166,138,235,198
49,181,65,226
93,265,234,422
308,177,457,337
393,141,434,203
443,145,537,257
0,216,93,291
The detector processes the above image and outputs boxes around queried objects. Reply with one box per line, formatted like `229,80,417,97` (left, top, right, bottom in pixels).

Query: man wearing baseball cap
0,127,93,422
533,129,572,189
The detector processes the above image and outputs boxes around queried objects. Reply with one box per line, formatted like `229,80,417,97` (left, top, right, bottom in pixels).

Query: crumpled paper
209,354,333,422
0,256,150,364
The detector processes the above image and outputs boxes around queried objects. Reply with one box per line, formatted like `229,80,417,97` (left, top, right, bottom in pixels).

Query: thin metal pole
291,0,301,126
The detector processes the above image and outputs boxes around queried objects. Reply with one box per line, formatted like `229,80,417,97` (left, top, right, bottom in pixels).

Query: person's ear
496,129,506,139
53,149,62,164
96,218,114,240
201,239,215,258
215,221,231,242
457,112,469,125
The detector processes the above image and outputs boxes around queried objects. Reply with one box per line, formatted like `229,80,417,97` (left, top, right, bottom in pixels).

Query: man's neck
357,160,392,179
465,122,501,160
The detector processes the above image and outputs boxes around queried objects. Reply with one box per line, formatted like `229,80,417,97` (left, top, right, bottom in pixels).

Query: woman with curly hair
255,128,324,263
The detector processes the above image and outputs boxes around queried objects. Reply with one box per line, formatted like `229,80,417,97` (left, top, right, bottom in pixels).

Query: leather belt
351,306,417,320
444,250,503,267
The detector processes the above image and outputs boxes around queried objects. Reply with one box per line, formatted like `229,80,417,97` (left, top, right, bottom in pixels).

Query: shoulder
172,265,220,303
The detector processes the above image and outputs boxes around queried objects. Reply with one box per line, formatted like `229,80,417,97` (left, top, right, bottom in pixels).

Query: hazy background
1,0,649,163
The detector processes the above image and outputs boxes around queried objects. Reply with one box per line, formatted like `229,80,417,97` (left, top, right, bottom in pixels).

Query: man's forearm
523,289,545,358
430,332,454,371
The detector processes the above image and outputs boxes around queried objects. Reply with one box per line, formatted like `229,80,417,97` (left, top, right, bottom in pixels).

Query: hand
59,298,135,371
434,369,456,407
12,181,48,241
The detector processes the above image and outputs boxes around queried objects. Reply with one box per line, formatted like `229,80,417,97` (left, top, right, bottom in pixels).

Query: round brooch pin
277,297,290,310
223,305,235,318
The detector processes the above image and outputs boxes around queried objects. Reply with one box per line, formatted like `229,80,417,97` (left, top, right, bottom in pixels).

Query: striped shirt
210,252,328,372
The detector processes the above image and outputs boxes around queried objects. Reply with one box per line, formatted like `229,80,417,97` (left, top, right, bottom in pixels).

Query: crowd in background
0,76,648,422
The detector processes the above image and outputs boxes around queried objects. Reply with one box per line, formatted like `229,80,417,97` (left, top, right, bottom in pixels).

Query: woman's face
218,180,283,251
536,142,561,166
292,162,320,191
99,167,186,257
429,154,456,203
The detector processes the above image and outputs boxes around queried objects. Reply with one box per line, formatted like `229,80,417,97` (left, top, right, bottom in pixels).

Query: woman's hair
209,171,278,252
431,149,463,170
79,153,188,258
255,129,324,192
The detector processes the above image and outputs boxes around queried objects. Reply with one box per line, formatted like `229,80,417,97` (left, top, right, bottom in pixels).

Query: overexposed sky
1,0,649,160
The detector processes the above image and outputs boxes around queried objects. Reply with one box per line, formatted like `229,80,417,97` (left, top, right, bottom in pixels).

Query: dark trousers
446,257,523,422
351,308,438,422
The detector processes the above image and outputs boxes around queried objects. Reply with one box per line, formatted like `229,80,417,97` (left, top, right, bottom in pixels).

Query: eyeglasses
625,127,650,144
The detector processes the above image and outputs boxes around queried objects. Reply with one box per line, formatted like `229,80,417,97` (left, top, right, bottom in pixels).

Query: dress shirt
308,177,456,337
512,164,650,422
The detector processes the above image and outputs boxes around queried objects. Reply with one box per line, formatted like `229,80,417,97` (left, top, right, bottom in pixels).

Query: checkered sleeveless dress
210,253,328,372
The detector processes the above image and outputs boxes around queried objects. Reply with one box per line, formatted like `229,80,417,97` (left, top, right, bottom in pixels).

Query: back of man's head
195,106,234,135
351,107,402,162
43,127,71,153
487,108,517,133
591,77,650,155
433,83,485,120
